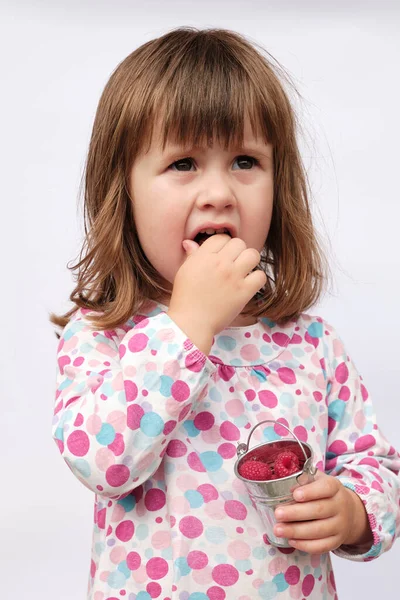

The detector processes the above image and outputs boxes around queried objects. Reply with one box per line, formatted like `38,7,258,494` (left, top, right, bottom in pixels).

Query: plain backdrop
1,1,399,599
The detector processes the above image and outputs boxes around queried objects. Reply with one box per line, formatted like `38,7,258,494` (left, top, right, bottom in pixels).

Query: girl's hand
168,234,266,354
273,471,373,554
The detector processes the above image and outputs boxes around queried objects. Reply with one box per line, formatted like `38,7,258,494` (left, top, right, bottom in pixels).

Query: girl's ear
182,239,200,255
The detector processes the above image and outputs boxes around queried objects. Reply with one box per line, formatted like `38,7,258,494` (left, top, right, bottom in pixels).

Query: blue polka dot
280,393,295,408
233,414,248,427
159,375,174,397
140,412,164,436
184,490,204,508
308,321,323,338
183,420,201,437
328,399,346,422
74,459,91,478
235,559,252,571
117,494,136,512
263,427,281,441
96,423,116,445
209,469,229,485
167,343,180,356
205,526,226,544
95,542,105,555
188,594,209,600
136,523,149,540
200,451,223,471
252,367,268,382
136,592,151,600
272,573,289,592
231,359,244,366
144,547,153,558
252,545,267,559
162,545,173,559
260,344,274,356
107,570,127,588
117,560,131,578
209,388,223,403
215,554,228,563
175,556,191,576
258,581,278,599
143,371,160,390
217,336,237,351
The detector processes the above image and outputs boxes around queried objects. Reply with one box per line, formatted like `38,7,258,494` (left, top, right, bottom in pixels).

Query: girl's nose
195,173,237,210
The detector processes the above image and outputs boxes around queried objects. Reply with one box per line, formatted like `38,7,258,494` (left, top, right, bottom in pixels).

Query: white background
1,1,399,599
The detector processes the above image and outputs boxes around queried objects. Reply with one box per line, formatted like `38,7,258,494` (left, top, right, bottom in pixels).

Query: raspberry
274,451,300,478
239,460,273,481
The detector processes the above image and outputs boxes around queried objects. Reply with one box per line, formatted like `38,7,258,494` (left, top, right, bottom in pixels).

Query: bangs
134,31,285,155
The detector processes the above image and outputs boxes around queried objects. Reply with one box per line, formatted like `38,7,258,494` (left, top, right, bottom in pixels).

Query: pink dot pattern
52,302,400,598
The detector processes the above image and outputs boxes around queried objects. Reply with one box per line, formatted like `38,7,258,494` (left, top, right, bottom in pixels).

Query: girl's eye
168,155,260,171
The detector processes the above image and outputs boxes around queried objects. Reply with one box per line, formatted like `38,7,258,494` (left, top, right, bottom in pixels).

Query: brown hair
50,26,328,334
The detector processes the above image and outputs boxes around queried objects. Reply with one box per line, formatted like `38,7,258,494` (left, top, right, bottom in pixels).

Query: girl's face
129,116,274,298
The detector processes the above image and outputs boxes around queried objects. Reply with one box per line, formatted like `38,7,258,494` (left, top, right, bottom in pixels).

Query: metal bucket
234,419,317,547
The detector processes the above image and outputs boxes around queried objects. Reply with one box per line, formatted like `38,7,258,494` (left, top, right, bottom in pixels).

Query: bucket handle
237,419,309,464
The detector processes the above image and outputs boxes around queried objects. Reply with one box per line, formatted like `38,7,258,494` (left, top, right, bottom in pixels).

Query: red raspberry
239,460,273,481
274,451,300,478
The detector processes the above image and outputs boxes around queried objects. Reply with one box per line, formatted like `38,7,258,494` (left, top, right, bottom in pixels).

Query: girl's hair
50,26,328,334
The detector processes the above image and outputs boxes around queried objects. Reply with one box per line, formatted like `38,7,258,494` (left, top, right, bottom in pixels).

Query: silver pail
234,419,317,547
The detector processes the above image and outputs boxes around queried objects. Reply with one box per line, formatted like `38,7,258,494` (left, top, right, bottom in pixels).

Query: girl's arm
323,322,400,561
52,308,216,499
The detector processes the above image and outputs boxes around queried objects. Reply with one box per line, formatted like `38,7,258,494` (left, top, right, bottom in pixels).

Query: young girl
51,27,400,600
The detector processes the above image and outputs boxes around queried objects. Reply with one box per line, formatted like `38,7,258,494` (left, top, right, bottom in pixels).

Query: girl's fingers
292,471,340,503
288,536,342,555
275,498,335,523
274,516,338,541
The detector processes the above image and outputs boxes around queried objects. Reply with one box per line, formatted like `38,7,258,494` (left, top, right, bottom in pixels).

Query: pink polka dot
245,389,256,401
355,434,375,452
338,385,350,401
115,520,134,542
313,391,323,402
178,404,191,422
277,367,296,384
284,565,300,585
166,439,187,457
74,413,84,427
151,530,171,550
218,443,236,459
163,420,177,435
96,507,106,529
240,344,260,361
272,332,290,346
328,440,348,455
361,384,369,401
302,574,315,596
90,559,96,577
108,433,125,456
179,516,203,538
67,430,90,457
274,418,290,437
198,483,219,502
146,557,169,580
224,500,247,520
110,546,126,564
124,380,138,402
220,421,240,441
227,540,251,560
126,551,141,570
127,404,144,430
185,351,204,372
225,399,244,417
105,464,130,487
171,380,190,402
187,452,206,472
359,457,380,468
212,564,239,586
335,362,349,384
258,390,278,408
187,550,208,569
58,354,71,375
146,582,161,598
145,488,166,511
293,425,308,442
194,411,215,430
207,586,226,600
128,333,149,352
87,414,102,435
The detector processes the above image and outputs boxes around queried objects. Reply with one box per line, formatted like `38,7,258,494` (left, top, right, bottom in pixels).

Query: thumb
182,239,199,255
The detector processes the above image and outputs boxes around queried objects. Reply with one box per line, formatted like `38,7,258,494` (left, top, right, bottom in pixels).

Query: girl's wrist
342,487,373,547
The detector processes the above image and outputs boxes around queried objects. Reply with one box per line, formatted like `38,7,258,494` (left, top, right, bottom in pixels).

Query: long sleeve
52,308,217,499
322,322,400,561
